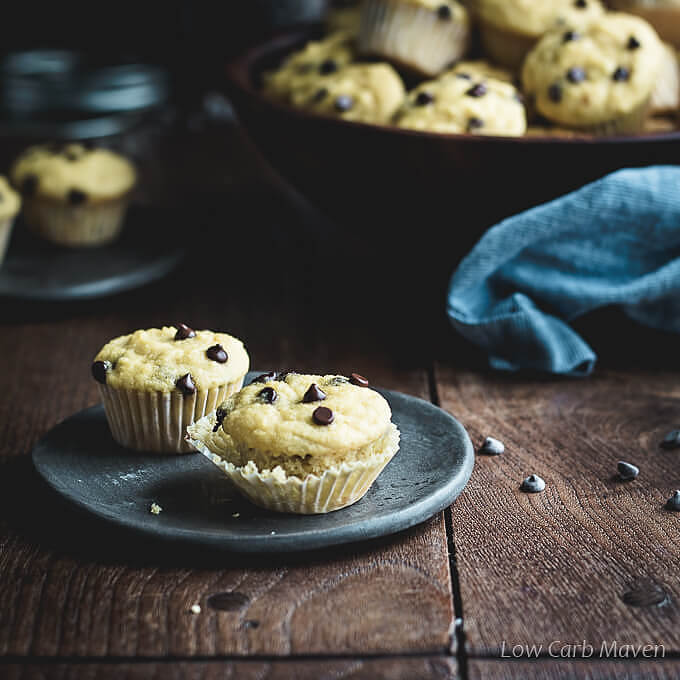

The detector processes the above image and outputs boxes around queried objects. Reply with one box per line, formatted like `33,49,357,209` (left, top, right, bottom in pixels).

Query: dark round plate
31,377,474,553
0,206,183,301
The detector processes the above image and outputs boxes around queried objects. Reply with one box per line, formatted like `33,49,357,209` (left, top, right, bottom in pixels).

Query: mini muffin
289,62,406,124
649,42,680,114
187,371,400,514
609,0,680,46
446,59,516,84
395,73,527,135
92,325,249,454
10,143,136,247
522,13,664,134
263,32,356,104
358,0,471,77
0,177,21,267
327,0,363,34
474,0,604,69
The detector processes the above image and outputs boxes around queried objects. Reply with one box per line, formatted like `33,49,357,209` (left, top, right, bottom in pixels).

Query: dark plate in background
31,378,474,553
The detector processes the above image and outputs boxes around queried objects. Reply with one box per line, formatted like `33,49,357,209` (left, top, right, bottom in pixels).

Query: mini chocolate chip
334,95,354,112
467,117,484,132
175,323,196,340
91,360,111,384
666,490,680,511
250,371,277,384
566,67,586,84
350,373,369,387
520,474,545,493
64,150,80,161
455,72,472,80
22,174,38,197
312,88,328,102
437,4,452,20
479,437,504,455
258,386,278,404
618,461,639,481
213,406,227,432
176,373,196,395
68,189,87,205
303,383,327,403
319,58,338,75
563,30,579,42
313,406,334,425
548,83,563,102
415,91,435,106
574,0,587,7
612,67,630,82
627,36,641,50
466,83,487,98
661,429,680,449
206,344,228,363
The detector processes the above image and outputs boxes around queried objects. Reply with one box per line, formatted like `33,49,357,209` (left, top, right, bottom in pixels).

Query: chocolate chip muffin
92,325,249,453
289,62,405,124
187,371,400,514
522,12,664,133
609,0,680,47
395,73,527,136
10,143,136,247
473,0,605,69
358,0,471,77
263,32,356,104
0,177,21,267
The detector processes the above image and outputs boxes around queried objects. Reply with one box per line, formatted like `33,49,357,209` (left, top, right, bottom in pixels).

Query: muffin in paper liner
186,412,401,514
358,0,470,77
609,1,680,47
477,20,537,71
649,43,680,115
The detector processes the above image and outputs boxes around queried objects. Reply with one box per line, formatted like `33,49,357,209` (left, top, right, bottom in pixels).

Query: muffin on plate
10,143,136,247
0,177,21,267
473,0,605,69
263,31,356,103
92,325,249,454
394,73,527,135
289,62,406,123
358,0,471,77
522,12,664,134
608,0,680,46
186,371,401,514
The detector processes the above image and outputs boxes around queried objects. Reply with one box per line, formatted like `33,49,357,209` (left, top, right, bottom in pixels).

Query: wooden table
2,126,680,679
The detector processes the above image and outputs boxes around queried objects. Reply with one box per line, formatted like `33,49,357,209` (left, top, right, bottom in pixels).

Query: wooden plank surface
436,364,680,657
470,660,678,679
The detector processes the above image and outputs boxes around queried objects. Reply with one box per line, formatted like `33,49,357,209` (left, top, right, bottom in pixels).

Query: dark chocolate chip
350,373,369,387
566,67,586,84
91,360,111,384
666,490,680,511
313,406,334,425
661,429,680,449
22,174,38,197
258,386,278,404
176,373,197,395
415,91,435,106
437,4,452,20
206,344,228,363
68,189,87,205
466,83,487,98
175,323,196,340
319,58,338,75
627,36,641,50
520,474,546,493
334,95,354,112
612,67,630,82
455,72,472,80
548,83,563,102
617,461,639,481
563,30,580,43
213,406,227,432
574,0,587,7
312,88,328,102
250,371,277,384
479,436,504,455
303,383,327,403
467,117,484,132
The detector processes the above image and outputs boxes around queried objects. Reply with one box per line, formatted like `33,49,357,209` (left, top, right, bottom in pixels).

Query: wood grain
436,365,680,656
470,660,679,679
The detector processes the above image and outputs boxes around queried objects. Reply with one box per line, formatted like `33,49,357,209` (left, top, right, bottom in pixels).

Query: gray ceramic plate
0,207,183,301
31,379,474,552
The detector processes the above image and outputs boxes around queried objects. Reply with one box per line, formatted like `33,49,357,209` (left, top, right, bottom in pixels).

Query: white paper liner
99,377,244,454
359,0,470,76
187,413,400,514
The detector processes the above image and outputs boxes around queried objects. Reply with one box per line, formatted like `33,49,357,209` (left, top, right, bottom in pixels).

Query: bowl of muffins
224,0,680,261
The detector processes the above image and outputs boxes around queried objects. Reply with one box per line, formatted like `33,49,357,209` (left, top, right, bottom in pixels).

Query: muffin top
92,326,250,393
475,0,604,38
11,144,137,203
395,73,527,136
263,32,356,102
522,12,663,127
0,176,21,221
214,372,393,458
289,62,405,123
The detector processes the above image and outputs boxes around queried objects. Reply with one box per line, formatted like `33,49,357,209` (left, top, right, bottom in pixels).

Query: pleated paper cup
187,413,400,514
98,378,245,454
477,19,537,70
359,0,470,76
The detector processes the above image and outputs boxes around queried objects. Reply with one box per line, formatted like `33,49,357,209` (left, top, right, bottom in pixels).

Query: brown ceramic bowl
225,28,680,265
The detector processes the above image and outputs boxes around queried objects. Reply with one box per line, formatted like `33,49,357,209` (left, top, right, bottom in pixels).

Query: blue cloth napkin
446,166,680,376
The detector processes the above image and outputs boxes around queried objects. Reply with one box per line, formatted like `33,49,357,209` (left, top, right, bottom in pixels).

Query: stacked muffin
263,0,677,137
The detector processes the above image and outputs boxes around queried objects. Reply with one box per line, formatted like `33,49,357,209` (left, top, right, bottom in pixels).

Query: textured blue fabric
446,167,680,376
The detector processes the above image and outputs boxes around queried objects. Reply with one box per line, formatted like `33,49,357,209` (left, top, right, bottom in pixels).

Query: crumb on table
150,502,162,515
190,604,201,614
